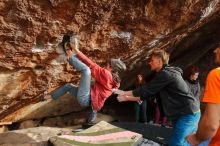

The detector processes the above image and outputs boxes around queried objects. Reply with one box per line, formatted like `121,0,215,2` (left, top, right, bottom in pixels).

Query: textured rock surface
0,126,69,146
0,93,84,125
0,125,8,133
0,0,220,124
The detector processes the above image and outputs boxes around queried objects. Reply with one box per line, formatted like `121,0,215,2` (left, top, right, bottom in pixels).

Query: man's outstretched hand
117,95,127,102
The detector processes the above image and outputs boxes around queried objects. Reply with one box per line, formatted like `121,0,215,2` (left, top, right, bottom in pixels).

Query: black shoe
39,95,46,102
82,121,96,129
39,91,48,102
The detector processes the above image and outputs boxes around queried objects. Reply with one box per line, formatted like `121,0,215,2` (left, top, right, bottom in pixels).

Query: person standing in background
134,74,148,123
186,43,220,146
184,65,201,101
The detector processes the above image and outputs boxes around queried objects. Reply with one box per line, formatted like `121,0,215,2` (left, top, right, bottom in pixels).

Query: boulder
0,126,70,146
0,121,164,146
19,120,40,129
0,93,84,126
0,0,220,124
42,111,115,127
0,125,8,133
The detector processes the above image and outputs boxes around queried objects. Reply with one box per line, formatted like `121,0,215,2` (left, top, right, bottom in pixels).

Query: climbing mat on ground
50,121,143,146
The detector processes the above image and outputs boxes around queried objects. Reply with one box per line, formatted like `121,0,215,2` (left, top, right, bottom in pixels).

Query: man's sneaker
87,110,97,123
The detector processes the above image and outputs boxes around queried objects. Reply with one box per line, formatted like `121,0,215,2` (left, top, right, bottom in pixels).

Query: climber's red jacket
77,51,120,111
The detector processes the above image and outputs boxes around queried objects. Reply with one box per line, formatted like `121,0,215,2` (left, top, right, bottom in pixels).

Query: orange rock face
0,0,219,121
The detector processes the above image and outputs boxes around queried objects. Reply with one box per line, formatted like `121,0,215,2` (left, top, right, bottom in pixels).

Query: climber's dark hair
61,32,77,54
61,34,71,53
184,65,199,80
62,34,70,49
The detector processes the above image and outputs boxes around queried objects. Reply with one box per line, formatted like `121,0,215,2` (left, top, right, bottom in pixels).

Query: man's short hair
147,48,170,64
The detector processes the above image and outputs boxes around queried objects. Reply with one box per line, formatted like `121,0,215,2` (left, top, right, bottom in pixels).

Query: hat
110,58,126,73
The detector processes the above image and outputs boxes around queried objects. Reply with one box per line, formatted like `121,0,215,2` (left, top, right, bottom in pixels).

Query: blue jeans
51,55,91,107
169,111,201,146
